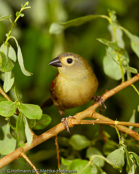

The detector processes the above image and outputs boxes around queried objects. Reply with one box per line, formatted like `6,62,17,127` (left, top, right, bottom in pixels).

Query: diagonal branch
0,74,139,169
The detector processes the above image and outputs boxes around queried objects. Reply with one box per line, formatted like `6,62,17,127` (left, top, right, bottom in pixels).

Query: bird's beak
48,57,62,67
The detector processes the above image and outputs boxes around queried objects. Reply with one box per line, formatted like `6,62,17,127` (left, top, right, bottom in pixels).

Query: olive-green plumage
49,52,99,116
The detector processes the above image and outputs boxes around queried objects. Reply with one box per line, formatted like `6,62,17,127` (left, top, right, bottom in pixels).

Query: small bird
47,52,99,131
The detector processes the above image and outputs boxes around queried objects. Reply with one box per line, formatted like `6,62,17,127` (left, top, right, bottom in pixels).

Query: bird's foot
93,96,107,114
61,116,73,134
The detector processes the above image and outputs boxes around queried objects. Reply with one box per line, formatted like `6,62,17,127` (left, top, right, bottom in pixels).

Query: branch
0,74,139,169
20,153,39,174
0,87,12,101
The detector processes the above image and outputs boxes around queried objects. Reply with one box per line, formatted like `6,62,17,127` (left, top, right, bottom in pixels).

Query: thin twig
71,118,139,128
20,152,39,174
54,136,61,173
0,87,12,101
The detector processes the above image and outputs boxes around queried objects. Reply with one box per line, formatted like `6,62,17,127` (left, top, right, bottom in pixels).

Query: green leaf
0,123,16,155
97,38,119,50
0,51,14,72
0,15,11,21
19,13,24,17
126,66,138,74
69,159,91,174
32,114,51,130
0,101,17,117
103,50,122,80
10,36,32,76
49,14,108,34
132,152,139,166
124,147,133,172
99,38,129,80
61,158,72,167
19,103,42,120
3,71,14,92
0,44,16,62
23,117,33,146
107,147,125,168
69,134,90,150
108,25,125,48
86,147,105,167
103,140,118,156
91,164,106,174
16,113,26,147
103,47,129,80
121,27,139,57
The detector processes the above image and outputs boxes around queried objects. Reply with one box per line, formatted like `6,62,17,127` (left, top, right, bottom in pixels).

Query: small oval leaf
3,71,14,92
0,51,14,72
33,114,51,130
0,101,17,117
69,134,90,150
19,103,42,120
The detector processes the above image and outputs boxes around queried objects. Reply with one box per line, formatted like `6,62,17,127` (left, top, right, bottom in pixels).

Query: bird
41,52,99,132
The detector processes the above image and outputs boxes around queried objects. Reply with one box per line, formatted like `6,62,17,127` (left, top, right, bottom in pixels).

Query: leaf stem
0,87,12,101
2,2,31,52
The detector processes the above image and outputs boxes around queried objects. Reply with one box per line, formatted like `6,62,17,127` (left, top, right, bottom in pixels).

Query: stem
0,87,12,101
2,2,31,52
20,153,39,174
54,136,61,173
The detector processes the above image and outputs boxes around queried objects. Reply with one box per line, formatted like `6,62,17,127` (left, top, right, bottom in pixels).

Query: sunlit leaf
0,101,17,117
10,36,32,76
19,103,42,120
3,71,14,92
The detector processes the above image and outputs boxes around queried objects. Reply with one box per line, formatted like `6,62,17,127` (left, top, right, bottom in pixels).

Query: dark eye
67,58,73,64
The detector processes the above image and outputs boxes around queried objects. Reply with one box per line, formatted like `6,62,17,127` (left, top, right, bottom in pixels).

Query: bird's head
49,52,93,79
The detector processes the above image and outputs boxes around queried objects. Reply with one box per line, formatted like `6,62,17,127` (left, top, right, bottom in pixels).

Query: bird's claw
93,96,107,113
61,116,73,134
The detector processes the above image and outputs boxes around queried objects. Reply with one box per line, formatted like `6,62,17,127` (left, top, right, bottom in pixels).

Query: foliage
0,1,139,174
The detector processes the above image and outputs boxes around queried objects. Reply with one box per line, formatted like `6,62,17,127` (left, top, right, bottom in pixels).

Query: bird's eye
67,58,73,64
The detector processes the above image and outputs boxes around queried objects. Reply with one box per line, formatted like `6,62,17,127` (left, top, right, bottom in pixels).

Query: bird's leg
93,96,107,114
59,110,72,134
93,96,107,141
61,116,73,134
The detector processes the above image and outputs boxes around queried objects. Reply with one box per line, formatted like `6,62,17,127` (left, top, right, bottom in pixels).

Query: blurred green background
0,0,139,173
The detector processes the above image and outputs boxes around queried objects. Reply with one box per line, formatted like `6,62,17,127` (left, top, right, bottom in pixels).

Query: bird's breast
54,75,98,109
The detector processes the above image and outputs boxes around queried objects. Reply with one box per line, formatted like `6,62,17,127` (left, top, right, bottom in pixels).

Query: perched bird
48,52,99,120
